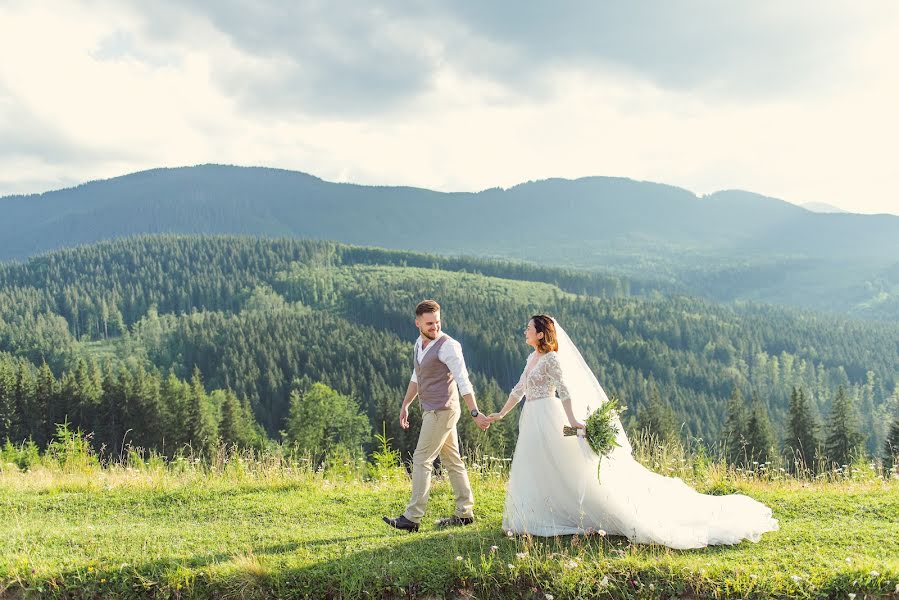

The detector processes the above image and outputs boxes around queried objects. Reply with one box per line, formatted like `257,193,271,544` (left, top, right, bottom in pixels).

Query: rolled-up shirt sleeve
440,339,474,396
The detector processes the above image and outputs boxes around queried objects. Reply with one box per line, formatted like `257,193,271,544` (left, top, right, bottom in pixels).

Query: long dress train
501,350,778,548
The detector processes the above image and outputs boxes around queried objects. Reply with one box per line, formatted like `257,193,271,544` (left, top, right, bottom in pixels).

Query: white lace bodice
509,351,571,403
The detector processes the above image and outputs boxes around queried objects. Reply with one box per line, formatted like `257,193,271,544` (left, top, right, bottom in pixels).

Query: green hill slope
0,236,895,459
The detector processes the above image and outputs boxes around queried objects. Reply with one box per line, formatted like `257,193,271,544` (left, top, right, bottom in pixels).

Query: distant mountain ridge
1,164,898,319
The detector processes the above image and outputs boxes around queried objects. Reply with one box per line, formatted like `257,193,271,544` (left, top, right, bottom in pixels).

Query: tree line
0,236,896,466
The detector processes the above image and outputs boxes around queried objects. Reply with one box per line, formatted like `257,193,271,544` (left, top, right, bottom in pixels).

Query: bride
488,315,779,548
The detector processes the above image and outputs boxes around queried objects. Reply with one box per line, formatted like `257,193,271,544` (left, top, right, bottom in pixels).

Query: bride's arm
489,355,530,420
548,353,585,429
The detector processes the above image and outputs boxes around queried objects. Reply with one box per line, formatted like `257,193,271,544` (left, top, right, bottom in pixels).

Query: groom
383,299,492,532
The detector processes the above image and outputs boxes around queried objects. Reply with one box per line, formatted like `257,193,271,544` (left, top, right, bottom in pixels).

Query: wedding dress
501,321,779,548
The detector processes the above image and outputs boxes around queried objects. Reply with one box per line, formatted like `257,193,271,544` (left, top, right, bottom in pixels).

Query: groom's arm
441,340,492,429
399,380,418,429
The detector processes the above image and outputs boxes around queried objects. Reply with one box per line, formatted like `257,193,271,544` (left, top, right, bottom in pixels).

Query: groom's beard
420,329,438,340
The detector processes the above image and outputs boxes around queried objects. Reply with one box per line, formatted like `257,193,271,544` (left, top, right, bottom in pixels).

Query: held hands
401,403,496,431
487,412,504,422
474,412,493,431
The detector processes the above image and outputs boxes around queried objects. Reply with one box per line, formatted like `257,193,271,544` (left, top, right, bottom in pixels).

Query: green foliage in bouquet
563,397,624,477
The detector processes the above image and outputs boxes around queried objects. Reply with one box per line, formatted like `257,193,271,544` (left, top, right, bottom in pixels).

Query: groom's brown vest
414,335,460,411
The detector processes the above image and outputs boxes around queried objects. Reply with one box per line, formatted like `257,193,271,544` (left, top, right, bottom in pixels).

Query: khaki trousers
403,402,475,523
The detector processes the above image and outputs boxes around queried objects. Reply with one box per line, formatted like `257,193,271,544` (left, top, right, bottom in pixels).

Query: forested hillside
0,236,896,461
2,165,898,319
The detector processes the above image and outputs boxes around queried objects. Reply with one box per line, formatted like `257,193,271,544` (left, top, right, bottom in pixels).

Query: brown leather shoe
383,515,420,532
435,515,474,527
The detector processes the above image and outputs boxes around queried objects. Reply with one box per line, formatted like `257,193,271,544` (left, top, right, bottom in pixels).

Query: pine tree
187,367,218,457
825,385,865,468
127,364,164,450
100,364,131,456
32,361,57,447
217,389,258,448
744,396,777,467
44,365,69,444
159,372,191,452
13,362,36,443
0,360,15,442
637,382,680,443
723,388,748,466
784,386,821,473
883,405,899,472
68,358,99,433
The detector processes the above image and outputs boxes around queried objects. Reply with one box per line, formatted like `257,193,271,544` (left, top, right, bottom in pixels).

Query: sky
1,1,898,215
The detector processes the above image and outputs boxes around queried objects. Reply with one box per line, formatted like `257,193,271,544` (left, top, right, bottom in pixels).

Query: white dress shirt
409,332,475,396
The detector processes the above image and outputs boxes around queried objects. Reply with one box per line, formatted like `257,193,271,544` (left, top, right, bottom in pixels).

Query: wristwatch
470,409,479,418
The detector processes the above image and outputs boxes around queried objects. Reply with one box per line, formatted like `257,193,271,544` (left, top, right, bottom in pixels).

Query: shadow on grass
18,520,758,599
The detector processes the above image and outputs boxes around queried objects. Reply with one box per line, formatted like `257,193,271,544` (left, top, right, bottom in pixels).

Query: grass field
2,444,899,600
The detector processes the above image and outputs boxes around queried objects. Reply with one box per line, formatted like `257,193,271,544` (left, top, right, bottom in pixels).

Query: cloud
91,30,181,68
0,84,121,164
124,0,887,117
431,2,869,98
127,0,443,116
0,0,897,215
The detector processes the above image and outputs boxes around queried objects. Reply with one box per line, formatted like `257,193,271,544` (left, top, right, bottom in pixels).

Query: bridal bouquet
563,396,624,477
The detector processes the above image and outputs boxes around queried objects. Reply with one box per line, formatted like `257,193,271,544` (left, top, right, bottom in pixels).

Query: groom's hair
416,299,441,316
531,314,559,353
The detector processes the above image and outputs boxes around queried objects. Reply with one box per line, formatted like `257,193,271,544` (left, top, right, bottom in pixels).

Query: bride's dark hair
531,314,559,353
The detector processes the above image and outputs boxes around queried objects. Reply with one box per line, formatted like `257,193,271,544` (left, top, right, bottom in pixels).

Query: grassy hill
1,444,897,599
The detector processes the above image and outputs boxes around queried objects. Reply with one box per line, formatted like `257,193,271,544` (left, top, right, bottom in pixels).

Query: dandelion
516,552,528,559
649,583,655,591
455,556,463,561
100,579,106,584
599,575,610,587
848,594,856,600
506,530,514,537
750,574,758,580
566,559,578,569
790,575,802,582
507,564,514,570
598,529,607,537
894,583,899,593
846,558,853,563
490,545,498,553
870,571,880,577
545,595,554,600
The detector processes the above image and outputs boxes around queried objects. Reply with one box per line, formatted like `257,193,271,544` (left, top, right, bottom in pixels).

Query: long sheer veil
502,317,779,544
552,318,632,455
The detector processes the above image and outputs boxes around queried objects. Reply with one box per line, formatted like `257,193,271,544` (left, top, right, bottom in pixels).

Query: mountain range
2,164,897,319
